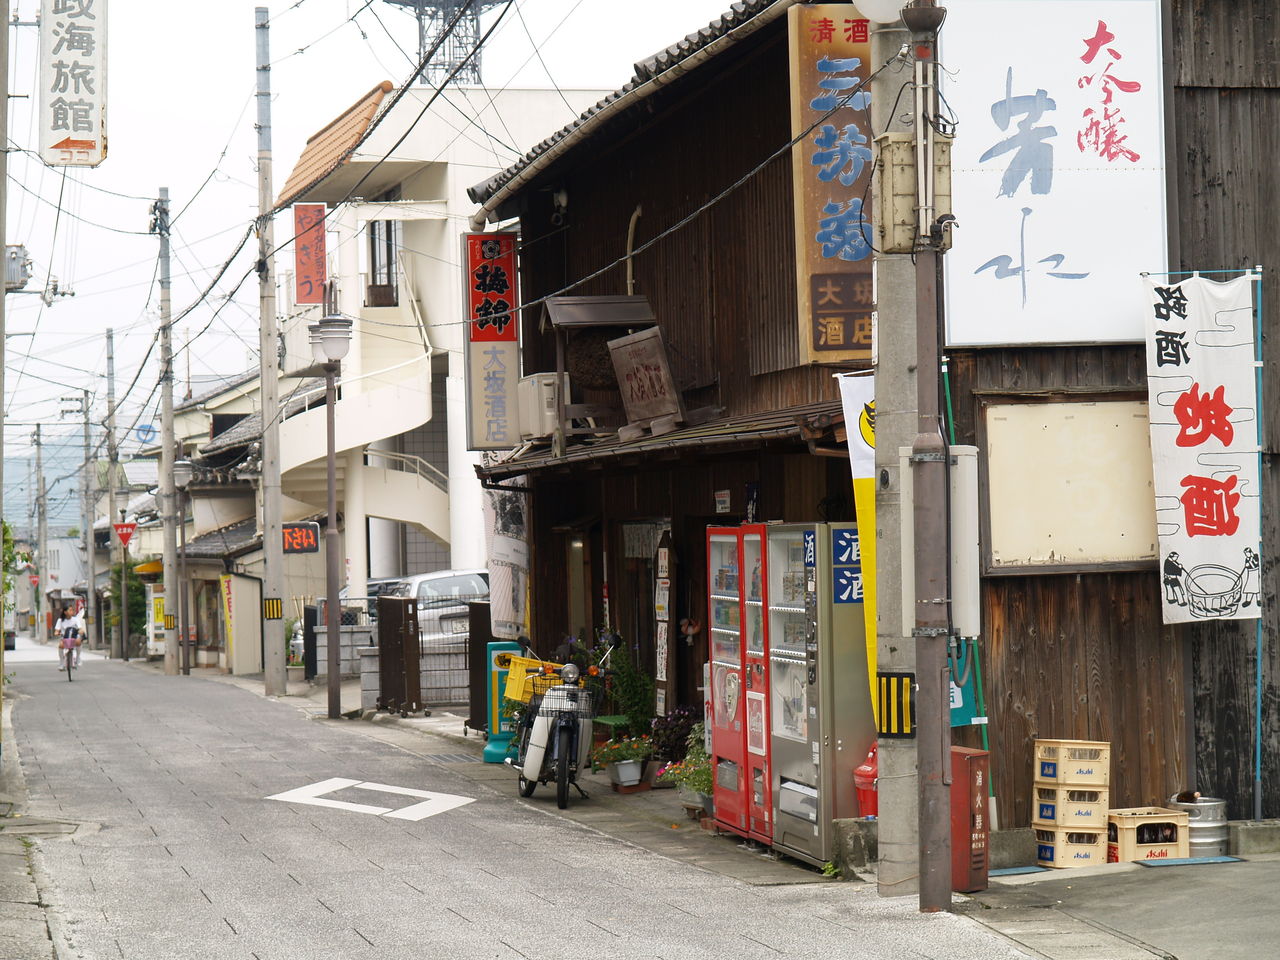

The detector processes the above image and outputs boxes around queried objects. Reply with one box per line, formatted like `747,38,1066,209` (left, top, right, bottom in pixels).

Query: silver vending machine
767,522,876,866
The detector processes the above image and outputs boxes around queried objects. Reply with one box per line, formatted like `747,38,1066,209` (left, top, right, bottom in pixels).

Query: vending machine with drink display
707,525,772,840
766,522,876,867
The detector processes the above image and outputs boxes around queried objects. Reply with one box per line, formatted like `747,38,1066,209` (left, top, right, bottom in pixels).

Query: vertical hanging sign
836,371,878,705
788,4,874,364
463,233,520,450
1143,275,1261,624
293,204,327,304
39,0,108,167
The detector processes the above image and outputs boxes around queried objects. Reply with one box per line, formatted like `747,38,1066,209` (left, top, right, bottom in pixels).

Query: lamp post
173,459,194,676
311,313,353,719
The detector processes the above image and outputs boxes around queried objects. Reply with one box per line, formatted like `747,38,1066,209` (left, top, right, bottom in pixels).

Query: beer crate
1033,782,1109,828
1034,825,1107,868
1107,807,1190,863
1034,738,1111,786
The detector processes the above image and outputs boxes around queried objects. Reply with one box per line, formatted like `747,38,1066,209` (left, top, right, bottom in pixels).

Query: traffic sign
136,424,157,443
30,574,39,586
113,522,138,549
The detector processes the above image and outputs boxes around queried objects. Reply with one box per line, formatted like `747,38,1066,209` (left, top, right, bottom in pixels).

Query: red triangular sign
113,522,137,548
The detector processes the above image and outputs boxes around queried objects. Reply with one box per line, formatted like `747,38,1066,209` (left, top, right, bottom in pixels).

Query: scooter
507,637,615,809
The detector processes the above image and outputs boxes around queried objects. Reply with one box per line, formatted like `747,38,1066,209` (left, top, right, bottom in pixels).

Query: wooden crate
1035,825,1107,868
1034,738,1111,786
1033,782,1109,828
1107,807,1190,862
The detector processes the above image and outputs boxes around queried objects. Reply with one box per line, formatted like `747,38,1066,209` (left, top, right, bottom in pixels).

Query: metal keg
1167,795,1229,857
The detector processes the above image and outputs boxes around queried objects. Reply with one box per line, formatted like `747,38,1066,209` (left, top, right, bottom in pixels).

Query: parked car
338,576,407,622
388,569,489,643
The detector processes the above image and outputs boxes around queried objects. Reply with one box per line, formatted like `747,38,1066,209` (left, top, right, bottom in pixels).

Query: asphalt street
3,645,1033,960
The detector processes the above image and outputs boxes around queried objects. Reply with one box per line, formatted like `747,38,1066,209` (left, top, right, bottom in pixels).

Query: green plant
822,861,841,878
650,704,699,761
591,735,653,765
657,722,713,795
107,560,148,637
610,636,654,738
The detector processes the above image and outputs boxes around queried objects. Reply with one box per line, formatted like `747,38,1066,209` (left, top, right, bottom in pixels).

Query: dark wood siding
516,26,841,419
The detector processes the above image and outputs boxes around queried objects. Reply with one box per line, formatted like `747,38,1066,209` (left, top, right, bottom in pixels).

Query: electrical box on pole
873,132,954,255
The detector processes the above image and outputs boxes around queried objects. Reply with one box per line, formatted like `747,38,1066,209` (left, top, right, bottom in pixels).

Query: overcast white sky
3,0,734,527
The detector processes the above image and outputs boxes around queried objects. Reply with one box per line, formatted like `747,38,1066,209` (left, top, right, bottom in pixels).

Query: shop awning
478,400,844,481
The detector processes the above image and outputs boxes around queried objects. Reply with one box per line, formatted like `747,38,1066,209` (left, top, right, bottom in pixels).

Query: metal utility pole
902,0,952,914
81,389,96,647
106,328,121,658
256,7,286,696
1,0,9,705
35,426,47,636
152,188,179,676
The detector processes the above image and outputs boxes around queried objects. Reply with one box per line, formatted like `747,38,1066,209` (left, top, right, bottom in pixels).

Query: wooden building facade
473,0,1279,825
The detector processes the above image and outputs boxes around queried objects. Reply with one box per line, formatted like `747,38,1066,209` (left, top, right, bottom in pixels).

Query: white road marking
266,777,475,822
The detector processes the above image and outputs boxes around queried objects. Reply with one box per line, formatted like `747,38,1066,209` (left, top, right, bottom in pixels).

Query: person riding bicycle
55,605,84,669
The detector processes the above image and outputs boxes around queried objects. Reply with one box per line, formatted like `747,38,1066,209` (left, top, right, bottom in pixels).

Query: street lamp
173,459,194,676
310,313,352,719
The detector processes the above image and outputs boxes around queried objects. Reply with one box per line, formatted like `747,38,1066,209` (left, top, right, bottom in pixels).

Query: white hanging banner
1143,275,1260,624
945,0,1167,345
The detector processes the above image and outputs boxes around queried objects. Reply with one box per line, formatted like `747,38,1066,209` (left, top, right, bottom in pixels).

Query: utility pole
152,188,178,676
107,328,121,659
81,389,96,647
35,426,47,637
1,0,9,710
902,0,952,913
256,7,286,696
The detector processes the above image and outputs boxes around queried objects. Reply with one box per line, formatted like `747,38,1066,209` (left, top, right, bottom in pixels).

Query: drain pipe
625,205,643,294
469,0,803,230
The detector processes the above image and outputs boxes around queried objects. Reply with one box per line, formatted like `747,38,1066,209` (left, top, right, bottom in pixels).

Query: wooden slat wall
517,26,840,418
1172,0,1279,89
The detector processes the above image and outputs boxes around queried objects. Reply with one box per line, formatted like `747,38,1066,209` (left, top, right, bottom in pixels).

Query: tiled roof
181,517,261,561
197,379,324,456
277,81,394,208
467,1,781,208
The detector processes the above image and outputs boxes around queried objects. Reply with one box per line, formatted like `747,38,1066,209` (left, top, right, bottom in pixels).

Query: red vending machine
741,527,772,843
708,527,747,836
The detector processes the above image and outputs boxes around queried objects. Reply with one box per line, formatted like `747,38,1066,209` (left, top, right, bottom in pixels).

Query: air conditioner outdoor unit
518,373,567,441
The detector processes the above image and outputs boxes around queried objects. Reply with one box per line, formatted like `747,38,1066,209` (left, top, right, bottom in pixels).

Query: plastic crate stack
1032,738,1111,868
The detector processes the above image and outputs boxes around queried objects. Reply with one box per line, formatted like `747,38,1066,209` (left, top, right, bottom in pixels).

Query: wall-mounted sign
788,4,873,364
293,204,327,305
463,232,520,450
714,489,731,514
39,0,108,167
945,0,1167,345
608,326,684,426
282,522,320,554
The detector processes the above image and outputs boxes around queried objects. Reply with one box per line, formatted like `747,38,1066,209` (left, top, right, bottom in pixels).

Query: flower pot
643,758,673,788
607,760,644,787
678,783,713,815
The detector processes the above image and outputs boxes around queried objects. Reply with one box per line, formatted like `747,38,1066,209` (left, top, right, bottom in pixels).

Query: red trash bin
854,742,878,816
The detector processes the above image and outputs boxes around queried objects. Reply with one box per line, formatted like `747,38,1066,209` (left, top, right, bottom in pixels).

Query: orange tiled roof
276,80,394,207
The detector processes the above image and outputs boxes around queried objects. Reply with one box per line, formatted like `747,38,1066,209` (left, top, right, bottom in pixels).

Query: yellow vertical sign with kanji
838,372,877,711
789,4,874,364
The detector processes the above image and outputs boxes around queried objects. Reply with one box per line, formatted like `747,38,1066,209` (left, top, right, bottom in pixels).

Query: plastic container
1166,795,1229,858
501,655,564,703
1107,807,1190,862
1035,825,1106,868
854,742,878,817
1033,783,1109,827
1034,738,1111,786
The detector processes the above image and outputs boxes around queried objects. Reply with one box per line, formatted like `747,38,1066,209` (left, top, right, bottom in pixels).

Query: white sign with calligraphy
39,0,107,167
944,0,1166,345
1144,275,1260,625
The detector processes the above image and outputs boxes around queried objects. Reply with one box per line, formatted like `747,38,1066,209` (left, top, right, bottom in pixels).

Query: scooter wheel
518,774,536,797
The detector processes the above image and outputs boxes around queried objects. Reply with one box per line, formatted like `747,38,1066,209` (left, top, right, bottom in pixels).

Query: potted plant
647,704,699,787
592,735,653,787
657,722,714,815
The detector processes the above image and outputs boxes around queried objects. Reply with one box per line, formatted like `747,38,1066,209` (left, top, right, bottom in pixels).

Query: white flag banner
1144,275,1260,624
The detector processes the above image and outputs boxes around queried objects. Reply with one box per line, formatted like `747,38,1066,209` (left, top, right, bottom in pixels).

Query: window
367,188,399,307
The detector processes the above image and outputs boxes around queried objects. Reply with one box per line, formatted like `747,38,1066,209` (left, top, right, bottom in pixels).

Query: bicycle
60,634,81,682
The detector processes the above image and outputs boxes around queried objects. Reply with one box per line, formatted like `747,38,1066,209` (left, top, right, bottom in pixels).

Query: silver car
388,569,490,643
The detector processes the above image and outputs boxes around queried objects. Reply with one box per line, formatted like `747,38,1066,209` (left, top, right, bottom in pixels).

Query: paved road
6,655,1032,960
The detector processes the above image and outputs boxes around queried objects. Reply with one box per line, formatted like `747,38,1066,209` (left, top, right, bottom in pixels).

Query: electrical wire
4,172,152,236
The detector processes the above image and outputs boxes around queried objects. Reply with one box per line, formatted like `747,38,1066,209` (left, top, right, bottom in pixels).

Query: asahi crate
1107,807,1190,863
1034,738,1111,786
1034,825,1107,868
1033,783,1109,828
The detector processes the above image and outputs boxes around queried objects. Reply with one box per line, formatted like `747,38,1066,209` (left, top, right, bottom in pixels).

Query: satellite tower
383,0,505,86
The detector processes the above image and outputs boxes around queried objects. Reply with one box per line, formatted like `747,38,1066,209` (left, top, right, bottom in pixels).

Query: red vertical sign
465,233,519,342
294,204,328,305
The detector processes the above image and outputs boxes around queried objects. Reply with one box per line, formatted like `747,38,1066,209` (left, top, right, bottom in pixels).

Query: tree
107,560,147,638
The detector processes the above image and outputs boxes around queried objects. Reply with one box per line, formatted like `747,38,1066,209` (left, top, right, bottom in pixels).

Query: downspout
468,0,804,231
626,206,643,294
